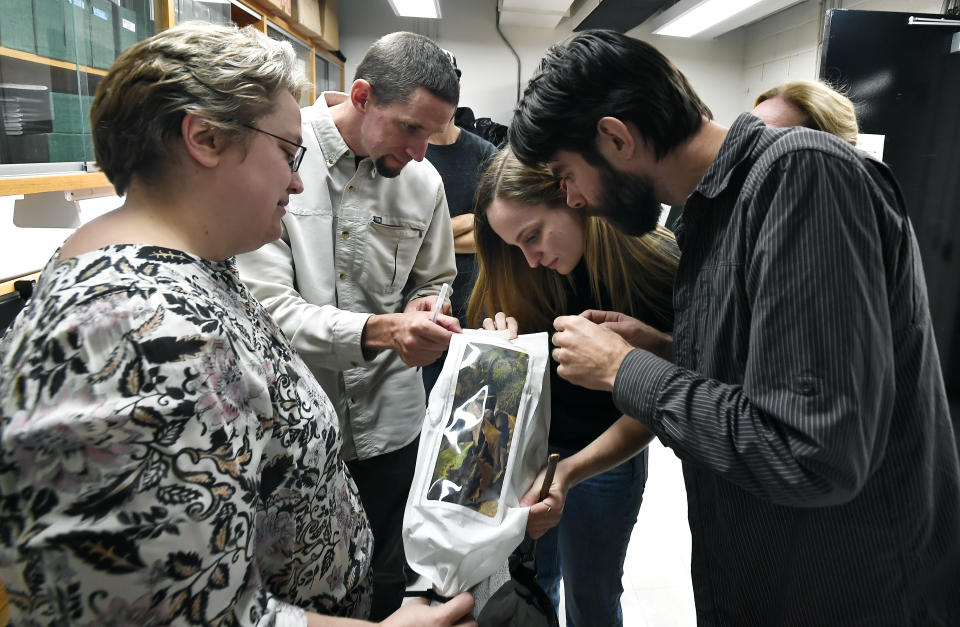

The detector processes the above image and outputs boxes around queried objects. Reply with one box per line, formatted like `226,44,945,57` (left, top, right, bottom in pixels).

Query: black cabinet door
820,9,960,419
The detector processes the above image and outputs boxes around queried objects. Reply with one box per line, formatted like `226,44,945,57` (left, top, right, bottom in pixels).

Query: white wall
630,23,747,126
337,0,949,126
0,195,75,282
339,0,524,125
338,0,747,127
0,193,122,282
741,0,943,111
2,0,947,281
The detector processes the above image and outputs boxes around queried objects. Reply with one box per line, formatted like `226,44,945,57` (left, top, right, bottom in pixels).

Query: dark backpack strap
508,537,560,627
403,588,455,604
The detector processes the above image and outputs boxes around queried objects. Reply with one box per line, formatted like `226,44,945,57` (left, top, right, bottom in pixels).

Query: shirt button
347,185,355,193
339,273,346,280
327,156,334,165
342,231,350,239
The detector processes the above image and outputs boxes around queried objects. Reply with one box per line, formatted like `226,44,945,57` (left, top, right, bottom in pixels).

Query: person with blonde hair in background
0,22,474,627
752,79,859,145
468,147,678,627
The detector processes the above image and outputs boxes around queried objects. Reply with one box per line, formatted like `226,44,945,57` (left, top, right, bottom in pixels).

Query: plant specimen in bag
427,343,528,516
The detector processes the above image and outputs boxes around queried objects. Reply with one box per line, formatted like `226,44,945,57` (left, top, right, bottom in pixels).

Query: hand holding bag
402,331,551,597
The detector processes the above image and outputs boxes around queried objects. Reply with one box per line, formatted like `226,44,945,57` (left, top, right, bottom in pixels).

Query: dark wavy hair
510,30,712,166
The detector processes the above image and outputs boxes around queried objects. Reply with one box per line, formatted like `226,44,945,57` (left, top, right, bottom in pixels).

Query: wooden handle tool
537,453,560,502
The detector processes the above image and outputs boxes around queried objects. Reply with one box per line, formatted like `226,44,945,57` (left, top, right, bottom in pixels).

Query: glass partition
328,58,341,91
175,0,231,24
0,0,154,172
315,52,342,94
267,23,311,106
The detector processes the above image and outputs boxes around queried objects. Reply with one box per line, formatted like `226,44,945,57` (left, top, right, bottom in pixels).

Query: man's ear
350,79,373,113
181,113,222,168
596,116,636,163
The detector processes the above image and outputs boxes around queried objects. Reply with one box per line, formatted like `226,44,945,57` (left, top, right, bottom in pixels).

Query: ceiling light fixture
387,0,441,19
651,0,802,38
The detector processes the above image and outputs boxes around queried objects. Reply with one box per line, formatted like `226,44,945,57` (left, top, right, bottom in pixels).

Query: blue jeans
535,445,648,627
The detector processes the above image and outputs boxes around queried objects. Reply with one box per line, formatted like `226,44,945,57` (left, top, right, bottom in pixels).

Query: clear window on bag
427,343,529,517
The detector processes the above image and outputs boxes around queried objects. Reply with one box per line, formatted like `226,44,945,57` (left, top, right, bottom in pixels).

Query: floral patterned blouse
0,245,372,626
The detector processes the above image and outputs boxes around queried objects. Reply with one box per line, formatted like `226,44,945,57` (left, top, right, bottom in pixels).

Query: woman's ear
596,116,636,163
181,113,222,168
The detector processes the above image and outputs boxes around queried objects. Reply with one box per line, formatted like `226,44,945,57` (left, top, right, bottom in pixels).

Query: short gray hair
354,31,459,107
91,22,310,195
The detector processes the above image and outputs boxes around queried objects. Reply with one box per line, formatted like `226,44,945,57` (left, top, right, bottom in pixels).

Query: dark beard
594,159,663,236
374,155,402,179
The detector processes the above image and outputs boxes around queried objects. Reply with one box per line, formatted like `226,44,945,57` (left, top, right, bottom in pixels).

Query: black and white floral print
0,245,372,626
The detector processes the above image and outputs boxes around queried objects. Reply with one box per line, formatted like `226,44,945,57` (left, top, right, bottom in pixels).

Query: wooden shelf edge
314,45,342,67
1,574,9,627
0,46,109,76
0,172,111,197
0,271,41,296
232,0,341,59
0,0,340,198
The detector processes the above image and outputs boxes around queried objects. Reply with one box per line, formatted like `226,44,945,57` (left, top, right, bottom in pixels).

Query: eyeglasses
242,123,307,172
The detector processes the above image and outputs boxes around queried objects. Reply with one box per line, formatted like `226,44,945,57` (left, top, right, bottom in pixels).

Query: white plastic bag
403,330,551,597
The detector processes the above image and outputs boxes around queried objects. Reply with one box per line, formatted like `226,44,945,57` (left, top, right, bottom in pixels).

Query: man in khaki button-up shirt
236,33,460,620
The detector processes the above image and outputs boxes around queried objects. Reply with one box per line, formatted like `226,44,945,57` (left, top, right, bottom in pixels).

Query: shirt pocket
362,217,425,294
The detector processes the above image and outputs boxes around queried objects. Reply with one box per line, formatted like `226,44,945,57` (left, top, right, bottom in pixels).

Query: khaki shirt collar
311,92,379,179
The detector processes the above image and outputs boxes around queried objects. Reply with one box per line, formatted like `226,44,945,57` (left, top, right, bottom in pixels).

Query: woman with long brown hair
468,148,678,627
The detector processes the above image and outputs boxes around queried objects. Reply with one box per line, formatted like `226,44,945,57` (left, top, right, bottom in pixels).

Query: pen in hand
416,283,451,375
431,282,450,323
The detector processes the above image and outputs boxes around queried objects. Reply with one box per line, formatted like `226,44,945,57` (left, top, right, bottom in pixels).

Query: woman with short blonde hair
753,79,859,145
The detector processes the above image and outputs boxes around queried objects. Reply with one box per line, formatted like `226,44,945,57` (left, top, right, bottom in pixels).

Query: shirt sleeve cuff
331,311,373,366
612,348,676,428
408,287,441,305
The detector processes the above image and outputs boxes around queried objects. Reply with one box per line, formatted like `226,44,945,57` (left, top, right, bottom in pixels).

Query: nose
289,171,304,195
565,181,586,210
520,245,541,269
406,139,428,162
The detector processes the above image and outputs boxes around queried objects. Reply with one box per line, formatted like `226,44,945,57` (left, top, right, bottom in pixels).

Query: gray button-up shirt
614,114,960,624
237,92,456,461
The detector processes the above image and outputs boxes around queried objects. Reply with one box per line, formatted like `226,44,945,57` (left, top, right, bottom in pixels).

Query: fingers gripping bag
403,330,550,597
